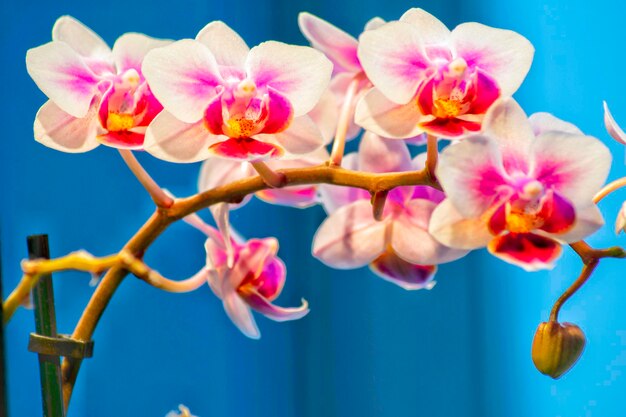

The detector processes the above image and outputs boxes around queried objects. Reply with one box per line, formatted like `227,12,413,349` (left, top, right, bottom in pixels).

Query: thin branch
329,74,364,166
426,134,439,185
593,176,626,203
549,261,598,322
371,191,389,221
119,149,174,208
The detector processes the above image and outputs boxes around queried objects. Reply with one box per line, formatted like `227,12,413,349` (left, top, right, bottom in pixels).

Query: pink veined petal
429,199,494,250
246,41,332,116
603,102,626,145
487,232,562,272
437,134,510,218
357,21,431,104
553,204,605,243
481,97,534,174
468,70,501,114
144,111,222,163
364,17,386,31
34,100,102,153
256,186,319,208
538,191,576,234
195,21,250,69
241,289,309,322
392,199,469,265
261,87,294,134
222,285,261,339
451,22,534,96
308,88,339,145
355,88,426,139
312,199,389,269
370,250,437,291
298,12,362,73
26,41,104,118
358,131,413,173
399,8,451,45
318,153,369,213
51,15,114,74
209,138,284,161
530,131,612,208
142,39,224,123
529,112,583,136
97,131,145,150
112,33,172,72
256,115,325,156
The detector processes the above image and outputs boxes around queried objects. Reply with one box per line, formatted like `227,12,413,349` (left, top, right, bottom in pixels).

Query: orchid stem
549,261,598,322
250,161,286,188
426,134,438,182
371,190,389,221
593,176,626,203
329,74,363,167
118,150,174,208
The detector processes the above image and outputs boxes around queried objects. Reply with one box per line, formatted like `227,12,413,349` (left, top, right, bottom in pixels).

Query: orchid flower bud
616,202,626,235
531,321,585,379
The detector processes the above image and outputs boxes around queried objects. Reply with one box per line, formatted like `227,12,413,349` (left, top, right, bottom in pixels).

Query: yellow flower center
226,117,257,138
505,209,543,233
432,98,463,118
107,113,135,132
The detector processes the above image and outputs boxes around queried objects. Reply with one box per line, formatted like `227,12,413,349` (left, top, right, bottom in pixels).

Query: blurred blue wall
1,0,625,416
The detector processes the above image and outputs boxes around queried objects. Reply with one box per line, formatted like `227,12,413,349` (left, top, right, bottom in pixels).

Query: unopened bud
531,321,585,379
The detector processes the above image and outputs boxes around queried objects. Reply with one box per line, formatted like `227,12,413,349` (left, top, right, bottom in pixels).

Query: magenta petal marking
468,70,500,114
98,131,144,149
488,203,507,235
208,138,284,160
203,89,225,135
262,88,294,134
539,192,576,234
239,257,286,301
420,117,482,137
488,232,562,270
256,186,318,208
370,250,437,290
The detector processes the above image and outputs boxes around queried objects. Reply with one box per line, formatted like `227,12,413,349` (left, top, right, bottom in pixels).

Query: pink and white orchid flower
429,98,611,271
200,226,308,339
355,8,534,139
616,202,626,235
141,21,332,163
26,16,170,152
312,132,467,290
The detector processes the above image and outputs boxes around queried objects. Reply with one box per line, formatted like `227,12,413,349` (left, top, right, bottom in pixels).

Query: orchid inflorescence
5,7,626,412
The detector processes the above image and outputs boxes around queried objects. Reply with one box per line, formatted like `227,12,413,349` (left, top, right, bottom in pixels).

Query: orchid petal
355,88,426,139
307,88,339,144
329,72,364,141
257,115,325,156
538,192,576,234
230,238,279,289
51,16,113,73
529,112,583,136
399,8,451,45
26,42,103,118
358,131,412,173
34,100,102,153
603,102,626,145
195,21,249,69
144,111,221,163
531,131,611,208
557,204,605,242
615,202,626,235
298,12,361,73
242,290,309,322
256,187,319,208
488,233,562,272
222,287,261,339
262,87,294,134
312,199,388,268
429,199,494,250
209,138,284,161
364,17,386,31
392,200,469,264
112,33,172,72
97,131,145,150
142,39,223,123
318,153,369,213
210,203,235,268
370,250,437,290
198,158,254,208
358,21,430,104
451,23,534,96
246,41,332,116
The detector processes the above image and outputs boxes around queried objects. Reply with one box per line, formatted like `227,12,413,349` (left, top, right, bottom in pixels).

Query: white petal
529,112,583,136
34,100,102,153
222,286,260,339
52,16,112,64
198,157,254,191
258,115,325,155
399,8,451,44
195,21,249,69
428,199,493,250
112,33,172,71
603,101,626,145
358,131,412,173
555,204,605,243
364,17,386,31
355,88,425,139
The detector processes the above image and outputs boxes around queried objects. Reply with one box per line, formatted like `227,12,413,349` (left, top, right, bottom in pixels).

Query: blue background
2,0,626,416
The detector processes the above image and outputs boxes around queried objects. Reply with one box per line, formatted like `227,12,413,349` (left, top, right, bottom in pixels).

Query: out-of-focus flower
204,230,308,339
312,132,466,289
299,12,390,141
355,8,534,139
166,405,196,417
603,101,626,145
142,21,332,163
26,16,170,152
616,202,626,235
430,98,611,271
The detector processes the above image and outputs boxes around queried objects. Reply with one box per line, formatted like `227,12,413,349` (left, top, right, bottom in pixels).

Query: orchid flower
141,21,332,163
299,12,387,141
429,98,611,271
26,16,170,152
312,132,467,289
193,223,308,339
166,405,196,417
616,202,626,235
355,8,534,139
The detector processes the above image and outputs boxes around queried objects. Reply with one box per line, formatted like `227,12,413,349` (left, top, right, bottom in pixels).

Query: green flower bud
531,321,585,379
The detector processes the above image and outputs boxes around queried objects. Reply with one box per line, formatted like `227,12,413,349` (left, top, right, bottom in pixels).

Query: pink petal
312,199,389,268
26,41,104,118
34,100,102,153
230,238,279,289
488,232,562,271
355,88,426,139
144,111,222,163
437,135,510,218
538,191,576,234
222,287,261,339
241,290,309,322
357,21,431,104
451,23,534,96
392,199,469,265
246,41,332,116
209,138,284,161
203,89,225,135
142,39,224,123
257,115,324,156
308,88,339,144
370,250,437,290
210,203,235,268
529,112,583,136
256,187,319,208
195,21,249,69
298,12,361,73
531,131,612,208
399,8,451,45
112,33,172,72
329,72,366,141
98,130,145,150
419,117,482,138
358,131,412,173
429,199,494,250
468,70,501,114
261,88,294,134
557,204,605,242
198,157,254,190
603,102,626,145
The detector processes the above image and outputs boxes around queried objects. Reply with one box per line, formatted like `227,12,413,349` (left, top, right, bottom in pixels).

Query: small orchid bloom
26,16,170,152
142,21,332,163
355,8,534,139
429,98,611,271
603,101,626,145
203,229,308,339
299,12,386,141
312,132,467,290
166,405,196,417
616,202,626,235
